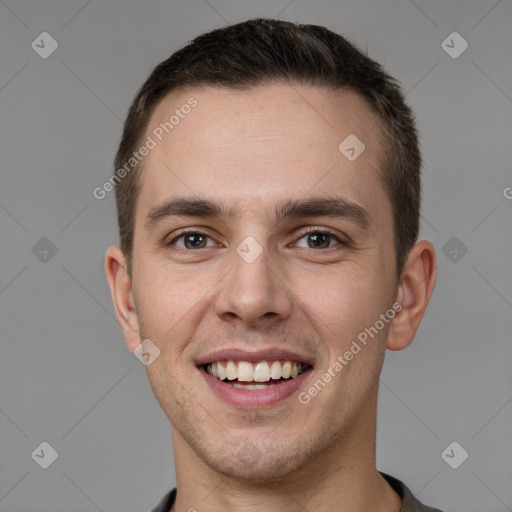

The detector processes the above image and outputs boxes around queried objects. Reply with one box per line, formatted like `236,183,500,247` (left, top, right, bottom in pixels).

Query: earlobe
104,245,141,352
386,240,437,351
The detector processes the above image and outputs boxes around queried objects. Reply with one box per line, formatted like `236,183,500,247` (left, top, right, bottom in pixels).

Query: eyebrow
144,195,371,232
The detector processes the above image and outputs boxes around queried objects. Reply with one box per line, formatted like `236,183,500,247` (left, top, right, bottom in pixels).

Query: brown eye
295,230,343,249
307,232,332,249
166,232,214,250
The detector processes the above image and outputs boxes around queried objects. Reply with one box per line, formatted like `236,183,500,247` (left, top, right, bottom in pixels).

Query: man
105,18,441,512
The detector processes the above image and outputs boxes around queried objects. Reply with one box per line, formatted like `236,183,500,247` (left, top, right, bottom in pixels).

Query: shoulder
380,472,445,512
149,487,177,512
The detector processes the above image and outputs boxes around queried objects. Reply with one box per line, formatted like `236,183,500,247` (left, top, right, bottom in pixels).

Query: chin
195,435,323,485
206,451,302,484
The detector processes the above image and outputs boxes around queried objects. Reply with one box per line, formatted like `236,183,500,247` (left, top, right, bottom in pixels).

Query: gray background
0,0,511,511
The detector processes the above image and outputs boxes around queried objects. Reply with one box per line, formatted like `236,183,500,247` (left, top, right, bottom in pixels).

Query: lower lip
199,367,313,408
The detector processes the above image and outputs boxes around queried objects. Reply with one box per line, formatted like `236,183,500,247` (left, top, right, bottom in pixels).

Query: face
127,84,400,482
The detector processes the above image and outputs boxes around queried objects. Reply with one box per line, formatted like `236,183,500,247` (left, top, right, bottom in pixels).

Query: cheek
294,265,390,341
133,263,207,358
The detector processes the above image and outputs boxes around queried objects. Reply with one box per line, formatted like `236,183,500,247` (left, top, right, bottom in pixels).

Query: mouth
203,360,310,389
198,359,313,407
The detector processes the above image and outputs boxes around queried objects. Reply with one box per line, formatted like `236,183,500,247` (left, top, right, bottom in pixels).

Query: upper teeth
206,361,306,382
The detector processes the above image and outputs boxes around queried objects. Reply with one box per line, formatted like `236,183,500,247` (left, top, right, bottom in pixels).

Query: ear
104,245,141,352
386,240,437,351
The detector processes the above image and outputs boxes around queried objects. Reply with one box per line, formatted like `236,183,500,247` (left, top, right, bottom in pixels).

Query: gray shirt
150,472,445,511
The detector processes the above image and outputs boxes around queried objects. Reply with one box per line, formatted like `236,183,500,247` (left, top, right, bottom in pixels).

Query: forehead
136,83,390,229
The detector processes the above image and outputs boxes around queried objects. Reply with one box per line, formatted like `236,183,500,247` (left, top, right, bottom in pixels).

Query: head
114,18,421,281
105,18,436,483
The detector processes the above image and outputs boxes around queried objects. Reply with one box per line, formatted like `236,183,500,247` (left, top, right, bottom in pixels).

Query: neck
169,393,401,512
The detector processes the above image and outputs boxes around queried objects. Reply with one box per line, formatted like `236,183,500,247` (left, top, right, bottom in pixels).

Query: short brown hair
113,18,421,279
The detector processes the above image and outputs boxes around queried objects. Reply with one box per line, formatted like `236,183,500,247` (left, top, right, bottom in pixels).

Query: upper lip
196,348,314,367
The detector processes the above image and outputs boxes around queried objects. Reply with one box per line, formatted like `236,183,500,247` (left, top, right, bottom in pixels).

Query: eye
165,231,217,250
164,228,347,252
294,229,344,249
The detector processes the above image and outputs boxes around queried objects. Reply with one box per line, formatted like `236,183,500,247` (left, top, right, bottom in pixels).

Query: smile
204,360,308,389
199,359,313,407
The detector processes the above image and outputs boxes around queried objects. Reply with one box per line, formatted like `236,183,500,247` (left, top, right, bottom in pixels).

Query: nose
215,240,293,327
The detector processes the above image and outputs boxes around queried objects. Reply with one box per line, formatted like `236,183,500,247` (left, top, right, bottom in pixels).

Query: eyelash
164,227,348,251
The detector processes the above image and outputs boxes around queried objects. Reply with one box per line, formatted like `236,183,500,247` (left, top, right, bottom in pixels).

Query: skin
105,83,436,511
